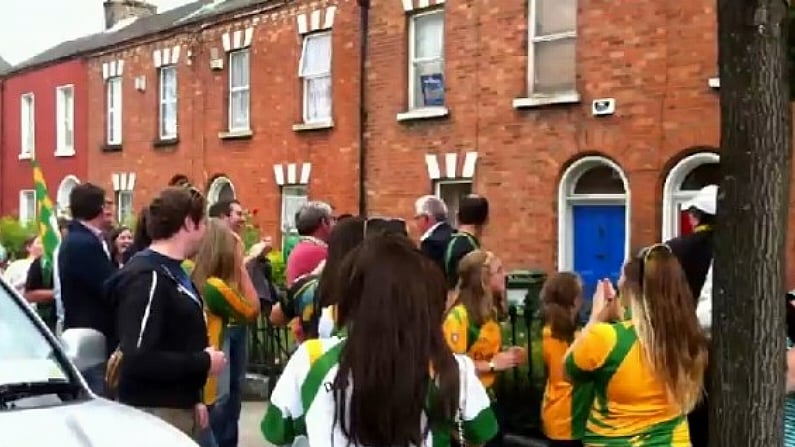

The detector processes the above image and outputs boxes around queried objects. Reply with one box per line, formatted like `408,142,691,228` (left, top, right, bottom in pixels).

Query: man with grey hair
285,201,334,287
413,195,454,274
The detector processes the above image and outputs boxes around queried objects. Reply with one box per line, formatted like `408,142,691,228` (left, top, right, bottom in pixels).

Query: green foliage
0,217,36,260
267,250,287,289
241,208,261,251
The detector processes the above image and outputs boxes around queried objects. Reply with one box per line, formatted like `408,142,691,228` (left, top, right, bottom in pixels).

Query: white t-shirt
263,337,497,447
3,258,33,294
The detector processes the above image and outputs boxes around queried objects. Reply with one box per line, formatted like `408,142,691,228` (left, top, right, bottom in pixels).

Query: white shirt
420,221,444,242
264,337,496,447
696,263,713,336
2,258,33,295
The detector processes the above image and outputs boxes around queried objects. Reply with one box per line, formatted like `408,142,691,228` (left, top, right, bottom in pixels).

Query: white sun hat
683,184,718,215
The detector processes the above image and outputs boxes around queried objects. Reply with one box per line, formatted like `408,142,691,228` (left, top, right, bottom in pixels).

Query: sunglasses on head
635,243,672,287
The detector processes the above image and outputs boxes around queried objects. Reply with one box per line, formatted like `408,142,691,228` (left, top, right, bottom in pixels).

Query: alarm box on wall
592,98,616,116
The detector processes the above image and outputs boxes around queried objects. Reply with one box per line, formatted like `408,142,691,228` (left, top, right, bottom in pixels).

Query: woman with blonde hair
443,249,525,446
540,272,589,447
190,218,260,447
564,244,708,445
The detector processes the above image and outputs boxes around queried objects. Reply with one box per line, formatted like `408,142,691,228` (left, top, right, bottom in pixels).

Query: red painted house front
0,59,88,221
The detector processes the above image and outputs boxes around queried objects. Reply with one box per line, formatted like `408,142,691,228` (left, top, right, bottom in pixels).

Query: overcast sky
0,0,193,65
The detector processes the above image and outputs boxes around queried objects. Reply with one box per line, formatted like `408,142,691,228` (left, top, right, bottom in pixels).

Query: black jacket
666,228,714,303
59,221,117,349
108,251,210,409
420,222,454,275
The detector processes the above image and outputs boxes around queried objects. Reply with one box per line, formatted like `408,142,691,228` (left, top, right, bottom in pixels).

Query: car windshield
0,281,79,409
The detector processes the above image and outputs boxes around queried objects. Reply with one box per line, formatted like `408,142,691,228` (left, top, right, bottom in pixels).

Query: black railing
247,308,293,387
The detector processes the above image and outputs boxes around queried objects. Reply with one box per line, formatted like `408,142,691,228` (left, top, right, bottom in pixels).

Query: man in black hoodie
108,187,226,438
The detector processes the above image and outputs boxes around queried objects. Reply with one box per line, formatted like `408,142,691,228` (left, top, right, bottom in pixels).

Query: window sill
292,120,334,132
396,107,450,122
102,144,123,152
54,148,75,157
218,129,253,140
18,153,33,160
512,92,581,109
153,137,179,148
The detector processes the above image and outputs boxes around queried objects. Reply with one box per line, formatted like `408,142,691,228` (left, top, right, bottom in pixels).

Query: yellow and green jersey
541,326,593,441
443,304,502,389
564,321,690,446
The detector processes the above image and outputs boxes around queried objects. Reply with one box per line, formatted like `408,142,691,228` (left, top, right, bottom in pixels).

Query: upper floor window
19,93,35,159
159,66,178,140
299,32,333,124
528,0,577,95
19,189,36,224
229,49,250,132
56,85,75,156
106,77,123,145
408,10,445,110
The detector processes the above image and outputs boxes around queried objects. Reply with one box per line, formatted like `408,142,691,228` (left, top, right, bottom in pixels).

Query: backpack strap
300,341,344,413
444,233,479,276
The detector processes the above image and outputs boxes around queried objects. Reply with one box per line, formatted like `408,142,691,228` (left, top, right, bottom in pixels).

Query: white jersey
263,337,498,447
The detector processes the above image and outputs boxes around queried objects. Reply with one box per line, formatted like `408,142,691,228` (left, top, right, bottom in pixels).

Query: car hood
2,398,198,447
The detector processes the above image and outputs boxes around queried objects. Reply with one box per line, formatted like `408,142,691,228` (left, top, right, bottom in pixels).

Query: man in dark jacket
413,195,454,274
664,184,716,447
58,183,117,394
109,187,226,438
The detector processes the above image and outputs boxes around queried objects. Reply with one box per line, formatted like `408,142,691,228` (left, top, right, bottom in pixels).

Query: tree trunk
712,1,792,446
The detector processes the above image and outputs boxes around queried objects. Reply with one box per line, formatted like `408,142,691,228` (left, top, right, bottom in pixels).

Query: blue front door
572,205,626,311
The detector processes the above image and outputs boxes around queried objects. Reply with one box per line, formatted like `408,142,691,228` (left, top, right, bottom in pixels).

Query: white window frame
527,0,578,97
55,85,75,156
408,9,445,111
116,190,134,223
299,31,333,124
280,185,308,233
228,49,251,132
159,66,178,140
19,93,35,159
434,179,472,227
19,189,36,224
106,77,123,145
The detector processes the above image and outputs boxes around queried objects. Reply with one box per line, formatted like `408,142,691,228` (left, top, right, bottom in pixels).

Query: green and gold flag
31,159,61,285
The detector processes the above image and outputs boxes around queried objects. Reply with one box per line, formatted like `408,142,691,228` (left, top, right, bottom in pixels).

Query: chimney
103,0,157,30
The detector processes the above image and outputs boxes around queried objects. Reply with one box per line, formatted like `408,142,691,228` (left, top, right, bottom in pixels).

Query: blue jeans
197,405,219,447
213,325,247,447
81,362,106,397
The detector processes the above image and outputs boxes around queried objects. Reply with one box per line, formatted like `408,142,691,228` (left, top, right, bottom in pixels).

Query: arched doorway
207,175,236,205
56,175,80,217
662,152,720,241
557,156,630,302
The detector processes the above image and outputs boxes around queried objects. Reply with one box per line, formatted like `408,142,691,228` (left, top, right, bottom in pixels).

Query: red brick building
85,0,361,242
0,58,88,221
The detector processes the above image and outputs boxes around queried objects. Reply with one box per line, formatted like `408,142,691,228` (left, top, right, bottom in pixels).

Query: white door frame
661,152,719,241
557,156,630,271
207,176,236,205
56,175,81,216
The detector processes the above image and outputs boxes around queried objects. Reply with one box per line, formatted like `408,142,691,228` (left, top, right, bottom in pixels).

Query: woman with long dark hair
564,244,708,445
122,207,152,264
107,226,133,268
262,235,498,447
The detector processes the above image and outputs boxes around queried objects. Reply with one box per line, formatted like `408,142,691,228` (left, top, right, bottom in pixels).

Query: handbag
105,346,123,398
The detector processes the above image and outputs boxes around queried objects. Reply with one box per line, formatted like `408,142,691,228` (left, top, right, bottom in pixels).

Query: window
228,49,250,131
435,181,472,227
281,186,308,233
299,32,333,123
409,10,445,110
55,86,74,155
20,94,35,158
529,0,577,95
159,66,178,139
19,190,36,224
116,190,133,223
106,77,123,145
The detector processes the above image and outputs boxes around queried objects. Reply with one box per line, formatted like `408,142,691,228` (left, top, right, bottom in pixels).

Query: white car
0,276,198,447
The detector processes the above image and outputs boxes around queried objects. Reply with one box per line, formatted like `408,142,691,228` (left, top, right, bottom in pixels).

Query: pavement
240,400,270,447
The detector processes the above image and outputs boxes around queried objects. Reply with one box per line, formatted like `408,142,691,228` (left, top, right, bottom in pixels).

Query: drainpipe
356,0,370,216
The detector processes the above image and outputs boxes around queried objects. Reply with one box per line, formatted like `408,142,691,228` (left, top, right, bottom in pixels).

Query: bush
0,217,36,260
267,251,287,289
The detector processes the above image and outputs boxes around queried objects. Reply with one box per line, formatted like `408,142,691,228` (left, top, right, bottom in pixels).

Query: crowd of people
4,178,795,447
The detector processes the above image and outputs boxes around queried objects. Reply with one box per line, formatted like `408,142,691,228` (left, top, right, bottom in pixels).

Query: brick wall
86,0,361,243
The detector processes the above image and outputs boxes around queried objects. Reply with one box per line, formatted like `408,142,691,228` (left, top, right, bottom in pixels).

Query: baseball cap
683,184,718,215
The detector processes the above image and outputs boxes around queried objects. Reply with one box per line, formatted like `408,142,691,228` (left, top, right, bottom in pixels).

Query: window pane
533,37,576,94
306,75,332,122
573,166,625,194
64,89,74,146
681,163,720,191
230,51,249,88
281,188,308,232
161,102,178,137
535,0,577,36
218,183,235,202
414,12,444,60
438,182,472,227
230,91,249,129
300,33,332,77
162,67,177,101
413,60,445,108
